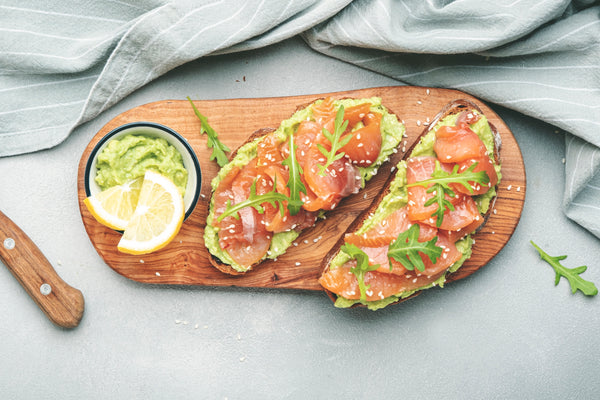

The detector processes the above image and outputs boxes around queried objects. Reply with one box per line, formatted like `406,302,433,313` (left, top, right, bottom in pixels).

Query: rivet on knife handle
0,210,84,328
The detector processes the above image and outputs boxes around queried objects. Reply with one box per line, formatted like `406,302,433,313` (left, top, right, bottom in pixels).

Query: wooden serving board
77,86,526,291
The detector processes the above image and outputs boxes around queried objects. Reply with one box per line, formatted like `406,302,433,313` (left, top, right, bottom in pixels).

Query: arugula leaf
317,105,351,176
216,178,289,223
424,183,456,227
187,97,230,167
407,161,489,227
531,241,598,296
341,243,380,301
388,224,442,272
281,133,306,216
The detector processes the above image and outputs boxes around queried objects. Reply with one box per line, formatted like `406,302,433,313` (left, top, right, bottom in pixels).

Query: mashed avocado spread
331,110,502,310
95,134,188,195
204,97,405,273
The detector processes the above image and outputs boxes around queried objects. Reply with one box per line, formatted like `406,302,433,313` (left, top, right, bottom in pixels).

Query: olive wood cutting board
77,86,526,291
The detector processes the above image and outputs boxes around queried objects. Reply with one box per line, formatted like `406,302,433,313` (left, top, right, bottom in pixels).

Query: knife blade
0,210,84,328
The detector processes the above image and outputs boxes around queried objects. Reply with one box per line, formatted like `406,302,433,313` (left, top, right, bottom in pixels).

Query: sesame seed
155,271,160,276
507,185,512,190
295,262,301,266
417,120,421,126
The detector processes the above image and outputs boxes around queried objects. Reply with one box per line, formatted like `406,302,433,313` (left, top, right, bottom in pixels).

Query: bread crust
320,99,502,306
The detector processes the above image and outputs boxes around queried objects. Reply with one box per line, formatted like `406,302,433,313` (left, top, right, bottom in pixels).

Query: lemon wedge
84,177,143,231
117,170,184,255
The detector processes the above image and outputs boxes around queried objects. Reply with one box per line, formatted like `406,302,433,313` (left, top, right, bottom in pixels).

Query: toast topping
319,107,502,309
207,98,404,271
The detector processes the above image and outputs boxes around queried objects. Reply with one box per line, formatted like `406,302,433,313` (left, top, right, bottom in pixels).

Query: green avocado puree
204,97,405,273
95,134,188,195
331,110,501,310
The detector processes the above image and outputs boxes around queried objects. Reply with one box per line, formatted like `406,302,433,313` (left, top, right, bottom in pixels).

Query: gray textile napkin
1,0,598,237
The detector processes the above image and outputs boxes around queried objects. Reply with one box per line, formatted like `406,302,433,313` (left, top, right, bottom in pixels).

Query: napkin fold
1,0,599,237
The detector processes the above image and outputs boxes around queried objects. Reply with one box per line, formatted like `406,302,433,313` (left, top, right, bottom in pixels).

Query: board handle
0,210,84,328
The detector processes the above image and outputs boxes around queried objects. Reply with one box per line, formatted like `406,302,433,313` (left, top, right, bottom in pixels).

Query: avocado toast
205,97,405,274
319,99,502,309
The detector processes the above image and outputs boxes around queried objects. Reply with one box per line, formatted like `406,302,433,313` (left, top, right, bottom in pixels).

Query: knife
0,210,84,328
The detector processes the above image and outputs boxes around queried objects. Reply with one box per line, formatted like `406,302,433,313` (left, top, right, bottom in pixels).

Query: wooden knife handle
0,210,84,328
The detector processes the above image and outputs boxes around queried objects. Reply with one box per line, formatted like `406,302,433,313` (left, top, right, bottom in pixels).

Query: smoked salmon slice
406,156,481,231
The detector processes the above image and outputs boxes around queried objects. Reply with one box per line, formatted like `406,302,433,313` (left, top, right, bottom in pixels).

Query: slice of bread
204,97,406,274
319,99,502,309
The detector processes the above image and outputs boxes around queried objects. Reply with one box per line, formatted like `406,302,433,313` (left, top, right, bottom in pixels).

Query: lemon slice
84,177,143,231
117,170,184,255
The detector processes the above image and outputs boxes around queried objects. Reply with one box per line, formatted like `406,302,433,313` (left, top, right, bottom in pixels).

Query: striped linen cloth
301,0,600,237
0,1,598,237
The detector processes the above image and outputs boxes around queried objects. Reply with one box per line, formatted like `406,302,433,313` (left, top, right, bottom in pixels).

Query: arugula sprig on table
217,178,295,223
187,97,230,167
531,241,598,296
388,224,442,272
407,161,489,227
281,133,307,216
341,243,380,301
317,105,351,176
